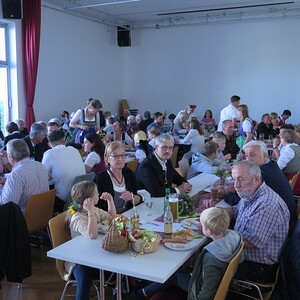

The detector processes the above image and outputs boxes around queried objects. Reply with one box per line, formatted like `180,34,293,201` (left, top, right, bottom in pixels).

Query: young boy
124,207,243,300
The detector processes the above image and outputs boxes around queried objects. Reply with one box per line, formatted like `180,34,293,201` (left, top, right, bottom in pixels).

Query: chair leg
91,282,101,300
60,281,76,300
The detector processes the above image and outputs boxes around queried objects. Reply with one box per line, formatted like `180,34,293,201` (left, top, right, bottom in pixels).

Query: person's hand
83,198,95,214
202,199,216,208
222,153,231,161
100,192,113,203
0,176,6,185
120,190,133,202
81,124,90,130
178,182,192,193
273,137,280,148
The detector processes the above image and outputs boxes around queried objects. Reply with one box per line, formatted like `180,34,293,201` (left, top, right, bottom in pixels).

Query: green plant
214,167,230,182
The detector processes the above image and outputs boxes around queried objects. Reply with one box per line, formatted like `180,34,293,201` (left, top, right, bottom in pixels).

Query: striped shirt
0,158,49,212
233,182,289,265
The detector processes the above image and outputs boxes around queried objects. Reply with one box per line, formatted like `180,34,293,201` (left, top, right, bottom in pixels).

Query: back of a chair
178,158,190,179
126,159,139,174
213,242,244,300
24,189,56,234
64,172,96,209
170,146,179,168
48,211,71,280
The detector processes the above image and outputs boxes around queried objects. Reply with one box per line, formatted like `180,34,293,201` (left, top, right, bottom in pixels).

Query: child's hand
83,198,95,213
222,153,231,161
100,192,113,202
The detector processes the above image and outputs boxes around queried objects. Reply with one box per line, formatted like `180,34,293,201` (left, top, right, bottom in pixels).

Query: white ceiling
42,0,300,28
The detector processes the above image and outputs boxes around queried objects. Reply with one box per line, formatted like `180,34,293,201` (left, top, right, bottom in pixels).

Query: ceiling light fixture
68,0,141,10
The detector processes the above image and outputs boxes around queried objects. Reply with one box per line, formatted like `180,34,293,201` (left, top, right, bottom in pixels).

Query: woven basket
102,215,129,253
129,231,161,254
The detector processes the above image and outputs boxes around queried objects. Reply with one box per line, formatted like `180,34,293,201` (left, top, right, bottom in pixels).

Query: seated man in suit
0,139,49,212
4,121,24,147
136,133,192,197
218,120,240,160
256,113,273,139
23,122,49,162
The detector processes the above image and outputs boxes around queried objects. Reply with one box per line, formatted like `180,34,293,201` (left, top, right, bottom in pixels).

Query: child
124,207,243,300
147,127,161,148
65,181,116,300
212,132,232,161
103,116,115,134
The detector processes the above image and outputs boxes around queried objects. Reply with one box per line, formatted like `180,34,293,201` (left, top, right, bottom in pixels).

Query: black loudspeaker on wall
2,0,22,19
117,26,131,47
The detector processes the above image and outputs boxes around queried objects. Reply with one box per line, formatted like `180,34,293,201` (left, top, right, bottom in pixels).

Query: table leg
99,269,105,300
116,273,122,300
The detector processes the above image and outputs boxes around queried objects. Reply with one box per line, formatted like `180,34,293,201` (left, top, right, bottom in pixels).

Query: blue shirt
233,182,289,265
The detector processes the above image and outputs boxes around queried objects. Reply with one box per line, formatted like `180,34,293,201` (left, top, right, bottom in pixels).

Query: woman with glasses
95,141,141,213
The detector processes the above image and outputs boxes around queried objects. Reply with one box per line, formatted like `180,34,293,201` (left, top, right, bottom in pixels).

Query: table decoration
102,214,129,253
128,230,161,254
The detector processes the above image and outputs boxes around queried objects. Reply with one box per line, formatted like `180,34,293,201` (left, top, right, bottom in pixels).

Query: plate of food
181,218,200,230
164,241,196,251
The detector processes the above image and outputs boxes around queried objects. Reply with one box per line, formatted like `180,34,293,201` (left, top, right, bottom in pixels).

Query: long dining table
47,173,219,300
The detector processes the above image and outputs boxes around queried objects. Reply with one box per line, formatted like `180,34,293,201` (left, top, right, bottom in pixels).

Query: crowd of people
0,95,299,300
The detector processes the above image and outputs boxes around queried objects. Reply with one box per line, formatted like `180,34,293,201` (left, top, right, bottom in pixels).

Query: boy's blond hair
212,132,226,144
200,207,230,235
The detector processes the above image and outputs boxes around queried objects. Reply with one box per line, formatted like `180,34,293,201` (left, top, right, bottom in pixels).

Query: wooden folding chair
126,159,139,174
170,146,179,168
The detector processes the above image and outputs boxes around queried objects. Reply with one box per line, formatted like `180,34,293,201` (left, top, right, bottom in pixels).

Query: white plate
164,241,196,251
180,218,200,230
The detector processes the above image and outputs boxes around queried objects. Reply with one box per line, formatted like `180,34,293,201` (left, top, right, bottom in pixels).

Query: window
0,23,10,135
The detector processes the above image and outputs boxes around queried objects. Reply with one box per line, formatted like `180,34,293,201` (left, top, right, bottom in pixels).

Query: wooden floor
0,240,115,300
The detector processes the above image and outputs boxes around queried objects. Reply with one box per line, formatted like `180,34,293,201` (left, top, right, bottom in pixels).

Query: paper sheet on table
139,221,182,233
215,200,232,208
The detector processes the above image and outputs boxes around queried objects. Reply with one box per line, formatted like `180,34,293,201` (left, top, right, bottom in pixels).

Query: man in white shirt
217,95,240,131
42,130,86,212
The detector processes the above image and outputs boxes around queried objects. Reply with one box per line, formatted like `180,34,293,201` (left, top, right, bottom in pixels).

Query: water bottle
130,206,140,230
164,205,173,239
164,188,170,214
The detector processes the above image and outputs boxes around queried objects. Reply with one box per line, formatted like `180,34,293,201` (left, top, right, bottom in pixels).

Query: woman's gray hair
29,122,47,138
155,133,174,146
281,129,296,144
233,160,262,180
7,139,30,160
243,140,268,155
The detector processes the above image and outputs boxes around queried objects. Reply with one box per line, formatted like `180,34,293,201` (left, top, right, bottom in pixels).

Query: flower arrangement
178,193,195,217
214,166,231,183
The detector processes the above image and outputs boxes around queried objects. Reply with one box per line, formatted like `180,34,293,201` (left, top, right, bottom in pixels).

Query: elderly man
227,161,289,283
243,141,297,232
256,113,273,139
218,120,240,159
217,95,240,131
273,128,300,178
0,139,49,212
42,130,86,212
4,121,24,147
47,118,62,132
136,133,192,197
23,122,49,162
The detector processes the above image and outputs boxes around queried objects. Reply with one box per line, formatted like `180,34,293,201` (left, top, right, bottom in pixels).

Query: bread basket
129,230,161,254
102,215,129,253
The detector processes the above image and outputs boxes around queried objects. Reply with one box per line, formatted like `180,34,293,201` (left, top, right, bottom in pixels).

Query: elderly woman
273,128,300,179
83,133,106,174
95,141,141,213
70,98,102,144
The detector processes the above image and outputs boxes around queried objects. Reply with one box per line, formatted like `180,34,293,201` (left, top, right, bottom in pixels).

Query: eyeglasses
109,154,126,160
159,146,174,151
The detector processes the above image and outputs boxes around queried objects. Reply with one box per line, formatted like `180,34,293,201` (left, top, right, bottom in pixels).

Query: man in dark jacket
218,119,240,160
136,133,192,197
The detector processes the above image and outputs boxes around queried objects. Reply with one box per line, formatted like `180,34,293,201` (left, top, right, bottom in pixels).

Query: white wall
123,19,300,124
2,5,300,125
34,7,124,123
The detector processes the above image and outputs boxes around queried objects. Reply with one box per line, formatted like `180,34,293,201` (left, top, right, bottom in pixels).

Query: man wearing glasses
136,133,192,197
